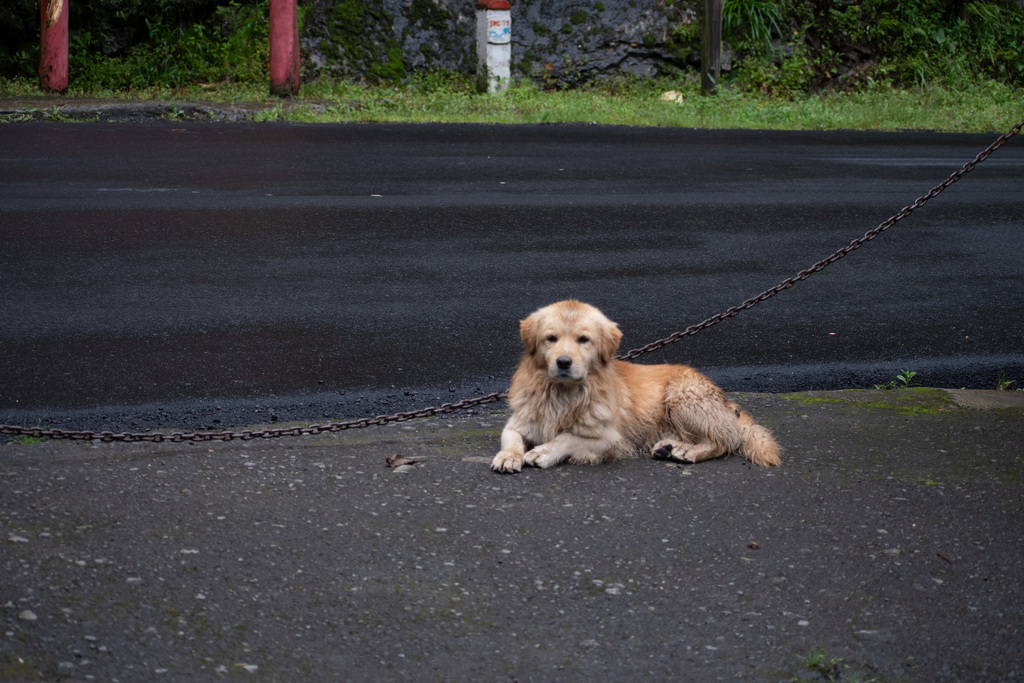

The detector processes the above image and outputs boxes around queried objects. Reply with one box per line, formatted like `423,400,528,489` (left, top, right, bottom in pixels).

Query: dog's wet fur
491,300,781,473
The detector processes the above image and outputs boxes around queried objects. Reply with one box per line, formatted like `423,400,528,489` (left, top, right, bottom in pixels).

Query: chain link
1,392,508,443
3,115,1022,443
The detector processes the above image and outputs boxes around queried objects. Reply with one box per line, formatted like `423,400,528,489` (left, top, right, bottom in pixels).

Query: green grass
10,435,45,445
1,73,1021,133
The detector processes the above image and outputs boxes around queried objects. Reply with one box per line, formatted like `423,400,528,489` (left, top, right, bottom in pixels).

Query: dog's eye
546,335,557,343
578,336,590,344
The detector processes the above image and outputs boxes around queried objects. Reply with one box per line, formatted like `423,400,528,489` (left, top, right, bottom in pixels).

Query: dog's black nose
556,355,573,370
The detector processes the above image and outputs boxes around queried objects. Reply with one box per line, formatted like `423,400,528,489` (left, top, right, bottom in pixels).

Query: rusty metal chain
0,392,508,443
3,115,1022,444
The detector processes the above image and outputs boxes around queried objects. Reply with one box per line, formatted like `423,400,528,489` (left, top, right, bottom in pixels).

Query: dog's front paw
524,444,564,469
491,449,524,474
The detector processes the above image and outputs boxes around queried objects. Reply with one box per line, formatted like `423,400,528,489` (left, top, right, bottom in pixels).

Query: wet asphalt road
1,122,1023,431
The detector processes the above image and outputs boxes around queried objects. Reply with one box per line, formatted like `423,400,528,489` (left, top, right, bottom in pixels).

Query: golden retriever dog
491,300,781,473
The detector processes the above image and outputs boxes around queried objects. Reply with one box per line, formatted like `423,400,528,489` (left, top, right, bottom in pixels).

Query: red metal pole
269,0,300,97
39,0,69,93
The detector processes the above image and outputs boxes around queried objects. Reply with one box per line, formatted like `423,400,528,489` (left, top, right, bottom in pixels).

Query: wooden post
269,0,300,97
701,0,723,95
39,0,69,93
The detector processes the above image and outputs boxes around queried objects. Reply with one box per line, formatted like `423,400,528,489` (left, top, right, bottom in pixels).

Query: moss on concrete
780,387,957,417
2,654,40,679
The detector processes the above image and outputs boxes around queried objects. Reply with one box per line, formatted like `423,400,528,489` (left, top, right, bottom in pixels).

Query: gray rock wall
302,0,702,85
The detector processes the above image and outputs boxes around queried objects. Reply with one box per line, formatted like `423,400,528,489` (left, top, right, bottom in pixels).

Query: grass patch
4,422,48,445
1,73,1021,133
9,434,45,445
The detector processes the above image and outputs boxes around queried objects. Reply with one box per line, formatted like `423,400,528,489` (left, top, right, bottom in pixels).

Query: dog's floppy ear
520,312,539,356
599,319,622,364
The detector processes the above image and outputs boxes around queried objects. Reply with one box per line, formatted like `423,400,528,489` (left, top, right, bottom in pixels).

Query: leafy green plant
41,106,69,122
875,369,918,390
64,0,270,90
723,0,783,51
814,0,1022,87
896,369,918,388
712,0,1024,94
734,40,814,97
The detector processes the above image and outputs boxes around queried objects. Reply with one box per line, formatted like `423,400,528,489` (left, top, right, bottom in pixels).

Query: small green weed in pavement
9,434,45,445
895,369,918,388
803,646,845,678
996,371,1022,391
798,646,883,682
875,369,917,390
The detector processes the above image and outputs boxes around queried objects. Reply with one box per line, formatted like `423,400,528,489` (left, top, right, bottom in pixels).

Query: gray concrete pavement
3,388,1023,681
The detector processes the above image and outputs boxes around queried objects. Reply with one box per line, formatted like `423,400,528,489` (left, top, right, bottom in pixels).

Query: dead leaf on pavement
386,453,420,468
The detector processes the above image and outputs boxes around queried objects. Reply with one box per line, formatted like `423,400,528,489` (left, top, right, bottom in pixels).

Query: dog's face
520,300,623,382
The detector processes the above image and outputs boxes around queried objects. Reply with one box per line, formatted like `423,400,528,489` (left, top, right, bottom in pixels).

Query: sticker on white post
487,11,510,44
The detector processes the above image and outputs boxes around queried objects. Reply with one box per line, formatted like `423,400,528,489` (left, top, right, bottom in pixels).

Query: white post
476,0,511,93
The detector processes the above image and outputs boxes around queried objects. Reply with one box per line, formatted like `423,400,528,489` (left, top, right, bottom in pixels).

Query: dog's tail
733,403,781,467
